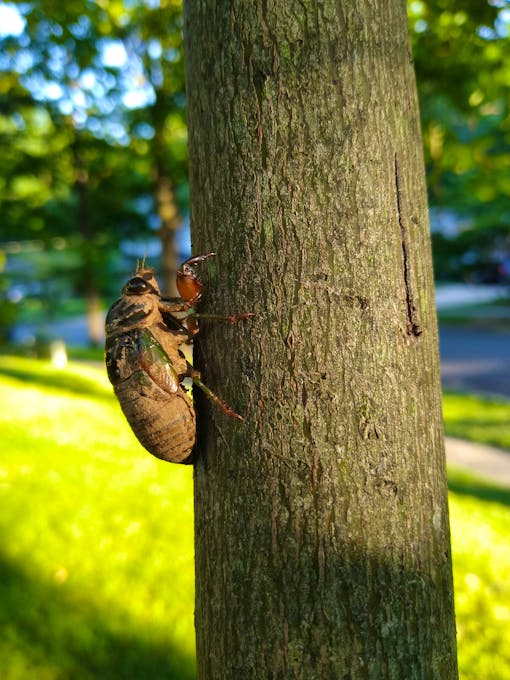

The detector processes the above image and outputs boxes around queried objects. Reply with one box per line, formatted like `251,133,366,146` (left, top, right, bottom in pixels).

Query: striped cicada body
105,255,253,463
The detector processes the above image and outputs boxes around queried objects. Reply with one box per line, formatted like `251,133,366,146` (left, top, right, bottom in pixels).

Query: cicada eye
123,277,152,296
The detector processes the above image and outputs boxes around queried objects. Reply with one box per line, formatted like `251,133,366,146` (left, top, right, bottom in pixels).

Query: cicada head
122,267,161,297
105,268,162,337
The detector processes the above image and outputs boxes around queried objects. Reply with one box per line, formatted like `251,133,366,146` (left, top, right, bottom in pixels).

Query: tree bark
184,1,458,678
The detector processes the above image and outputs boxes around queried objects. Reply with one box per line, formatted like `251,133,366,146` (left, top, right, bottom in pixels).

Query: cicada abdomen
106,326,196,463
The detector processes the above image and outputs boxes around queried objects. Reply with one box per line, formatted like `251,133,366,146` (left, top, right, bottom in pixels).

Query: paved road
12,318,510,399
439,326,510,399
10,278,510,399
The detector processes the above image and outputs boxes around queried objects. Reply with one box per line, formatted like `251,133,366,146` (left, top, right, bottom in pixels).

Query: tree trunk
72,139,103,347
184,1,458,678
152,94,181,297
156,172,181,297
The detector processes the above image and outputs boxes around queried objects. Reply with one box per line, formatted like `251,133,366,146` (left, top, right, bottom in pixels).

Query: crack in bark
394,154,423,337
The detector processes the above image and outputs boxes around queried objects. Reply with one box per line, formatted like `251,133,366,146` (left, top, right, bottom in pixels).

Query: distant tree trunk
184,1,458,678
156,173,180,296
72,139,103,347
152,95,181,296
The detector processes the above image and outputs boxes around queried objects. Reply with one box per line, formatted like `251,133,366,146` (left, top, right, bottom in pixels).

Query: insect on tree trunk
184,1,458,678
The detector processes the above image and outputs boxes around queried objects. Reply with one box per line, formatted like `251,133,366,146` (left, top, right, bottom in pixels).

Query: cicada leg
158,298,195,314
191,312,256,324
186,363,244,422
183,311,255,338
159,304,255,340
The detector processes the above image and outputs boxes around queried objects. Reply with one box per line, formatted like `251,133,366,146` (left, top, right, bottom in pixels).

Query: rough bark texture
184,1,458,678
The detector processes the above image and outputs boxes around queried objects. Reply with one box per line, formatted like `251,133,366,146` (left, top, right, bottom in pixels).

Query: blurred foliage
0,0,510,341
0,251,19,338
409,0,510,279
0,0,188,341
0,357,509,677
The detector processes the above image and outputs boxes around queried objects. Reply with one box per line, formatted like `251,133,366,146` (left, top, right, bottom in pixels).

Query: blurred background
0,1,509,679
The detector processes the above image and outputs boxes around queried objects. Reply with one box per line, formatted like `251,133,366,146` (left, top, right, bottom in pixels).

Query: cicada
105,254,253,463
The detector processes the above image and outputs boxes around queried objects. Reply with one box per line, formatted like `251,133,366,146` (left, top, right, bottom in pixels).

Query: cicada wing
136,328,180,395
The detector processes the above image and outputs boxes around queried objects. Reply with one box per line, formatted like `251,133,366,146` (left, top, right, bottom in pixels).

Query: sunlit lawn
0,356,195,679
0,356,509,679
448,471,510,680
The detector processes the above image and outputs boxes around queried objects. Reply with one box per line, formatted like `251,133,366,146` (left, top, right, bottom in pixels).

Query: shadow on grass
0,365,113,402
448,468,510,507
0,554,196,680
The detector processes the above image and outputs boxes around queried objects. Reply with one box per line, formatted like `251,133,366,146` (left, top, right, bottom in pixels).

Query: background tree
185,0,458,677
0,0,188,340
0,1,149,342
2,0,509,336
410,0,510,280
111,0,188,294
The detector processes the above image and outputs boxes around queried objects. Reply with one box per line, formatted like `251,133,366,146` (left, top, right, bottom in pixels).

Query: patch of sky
13,48,34,73
43,82,64,101
0,3,25,37
79,69,97,91
164,47,180,63
134,122,155,139
47,44,68,79
131,195,154,215
495,8,510,36
70,88,89,110
12,113,25,130
69,15,91,39
149,63,163,88
148,38,162,60
58,99,73,116
87,117,102,135
96,95,116,116
414,19,428,33
123,85,155,110
100,39,128,68
477,25,497,40
104,120,130,145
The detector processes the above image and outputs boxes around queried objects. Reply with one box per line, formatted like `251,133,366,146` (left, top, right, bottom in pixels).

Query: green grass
0,356,509,678
0,356,195,679
443,391,510,450
448,469,510,680
66,346,105,362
